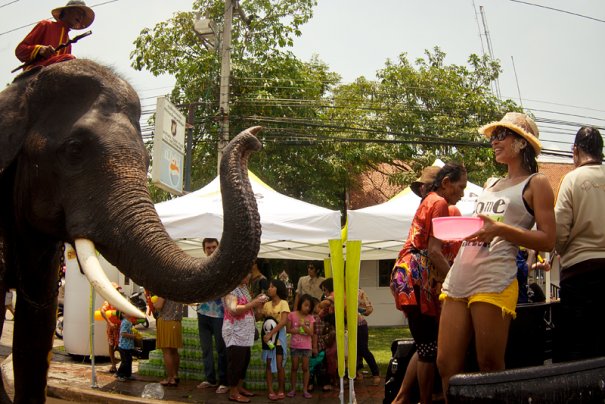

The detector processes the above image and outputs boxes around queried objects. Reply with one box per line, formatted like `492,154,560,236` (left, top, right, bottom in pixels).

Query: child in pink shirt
286,294,316,399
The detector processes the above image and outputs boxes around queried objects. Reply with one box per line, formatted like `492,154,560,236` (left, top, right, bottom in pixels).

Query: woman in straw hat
436,112,556,397
15,0,94,71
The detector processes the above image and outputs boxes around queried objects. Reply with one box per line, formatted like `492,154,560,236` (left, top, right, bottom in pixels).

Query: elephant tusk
74,239,146,319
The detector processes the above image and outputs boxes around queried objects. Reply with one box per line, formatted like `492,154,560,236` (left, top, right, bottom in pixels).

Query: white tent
155,171,342,260
347,163,484,260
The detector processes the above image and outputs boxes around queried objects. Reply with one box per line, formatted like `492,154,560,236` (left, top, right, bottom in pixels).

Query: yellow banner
345,240,361,378
328,239,346,378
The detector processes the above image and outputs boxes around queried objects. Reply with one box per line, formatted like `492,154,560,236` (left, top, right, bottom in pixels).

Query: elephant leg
12,239,60,404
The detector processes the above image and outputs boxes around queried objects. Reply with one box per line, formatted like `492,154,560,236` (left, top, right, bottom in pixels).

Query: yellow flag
329,239,346,378
346,240,361,378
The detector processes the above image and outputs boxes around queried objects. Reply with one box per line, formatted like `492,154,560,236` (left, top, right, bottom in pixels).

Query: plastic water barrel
62,243,120,357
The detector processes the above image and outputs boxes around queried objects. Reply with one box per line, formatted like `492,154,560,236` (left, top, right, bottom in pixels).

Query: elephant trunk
89,128,262,303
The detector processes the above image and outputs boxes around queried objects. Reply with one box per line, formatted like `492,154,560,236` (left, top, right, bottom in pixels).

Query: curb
47,383,182,404
2,353,179,404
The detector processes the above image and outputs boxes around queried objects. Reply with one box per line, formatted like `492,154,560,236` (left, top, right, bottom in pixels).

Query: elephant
0,59,262,403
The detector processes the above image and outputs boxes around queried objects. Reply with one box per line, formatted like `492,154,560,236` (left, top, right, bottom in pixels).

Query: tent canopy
347,162,483,260
155,171,342,260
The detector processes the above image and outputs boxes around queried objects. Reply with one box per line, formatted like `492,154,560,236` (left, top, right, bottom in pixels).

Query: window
378,259,395,287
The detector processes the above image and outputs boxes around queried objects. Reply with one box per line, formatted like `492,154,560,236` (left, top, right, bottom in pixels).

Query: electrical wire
508,0,605,24
0,0,121,37
0,0,18,9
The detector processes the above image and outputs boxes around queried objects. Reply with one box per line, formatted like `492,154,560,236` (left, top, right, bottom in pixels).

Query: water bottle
141,383,164,399
391,358,398,373
267,341,275,350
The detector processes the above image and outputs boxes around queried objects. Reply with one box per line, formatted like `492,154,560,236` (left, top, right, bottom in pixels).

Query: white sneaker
216,385,229,394
197,381,217,389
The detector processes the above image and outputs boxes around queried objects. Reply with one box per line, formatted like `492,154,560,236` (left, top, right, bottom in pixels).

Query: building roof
539,162,574,196
348,162,411,210
349,160,575,210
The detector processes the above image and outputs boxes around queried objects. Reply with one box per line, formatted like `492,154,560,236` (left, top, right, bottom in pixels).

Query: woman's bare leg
437,299,473,400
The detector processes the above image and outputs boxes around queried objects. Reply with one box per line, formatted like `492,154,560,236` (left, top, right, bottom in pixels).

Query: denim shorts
290,348,312,357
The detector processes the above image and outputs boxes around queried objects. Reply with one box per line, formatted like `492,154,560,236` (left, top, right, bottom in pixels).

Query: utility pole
217,0,233,174
185,104,195,192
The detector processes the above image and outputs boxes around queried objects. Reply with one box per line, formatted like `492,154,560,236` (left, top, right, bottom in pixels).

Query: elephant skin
0,59,262,403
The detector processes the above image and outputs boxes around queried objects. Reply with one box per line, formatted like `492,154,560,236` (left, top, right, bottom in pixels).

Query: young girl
287,294,316,399
261,279,290,401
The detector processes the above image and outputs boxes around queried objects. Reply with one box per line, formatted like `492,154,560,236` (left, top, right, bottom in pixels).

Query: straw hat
52,0,95,29
479,112,541,154
411,166,440,197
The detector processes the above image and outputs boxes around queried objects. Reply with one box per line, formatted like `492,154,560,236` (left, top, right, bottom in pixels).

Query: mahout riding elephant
0,59,262,403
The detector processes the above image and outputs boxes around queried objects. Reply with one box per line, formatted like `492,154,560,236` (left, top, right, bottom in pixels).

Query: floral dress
391,192,449,316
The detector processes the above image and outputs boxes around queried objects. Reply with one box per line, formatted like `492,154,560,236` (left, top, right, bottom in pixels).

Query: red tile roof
348,161,574,210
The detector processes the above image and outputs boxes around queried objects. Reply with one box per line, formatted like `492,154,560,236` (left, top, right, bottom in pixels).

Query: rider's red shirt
15,19,75,70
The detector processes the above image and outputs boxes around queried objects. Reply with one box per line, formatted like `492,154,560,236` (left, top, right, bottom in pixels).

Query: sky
1,0,604,159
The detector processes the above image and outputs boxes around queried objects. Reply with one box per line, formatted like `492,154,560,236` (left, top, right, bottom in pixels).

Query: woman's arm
358,290,374,316
224,293,264,316
427,236,450,282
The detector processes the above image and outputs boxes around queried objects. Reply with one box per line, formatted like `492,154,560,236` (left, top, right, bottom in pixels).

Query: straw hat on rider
411,166,440,198
479,112,541,154
52,0,95,29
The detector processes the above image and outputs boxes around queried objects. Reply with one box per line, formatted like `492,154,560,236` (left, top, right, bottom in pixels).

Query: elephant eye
61,138,85,165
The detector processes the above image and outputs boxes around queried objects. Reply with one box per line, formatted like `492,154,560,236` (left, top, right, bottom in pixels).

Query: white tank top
442,175,536,297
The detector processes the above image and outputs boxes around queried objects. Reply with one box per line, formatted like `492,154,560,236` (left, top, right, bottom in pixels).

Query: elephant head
0,59,262,402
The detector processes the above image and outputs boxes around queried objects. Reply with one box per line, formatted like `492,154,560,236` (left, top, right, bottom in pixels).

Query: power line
0,0,18,9
508,0,605,24
0,0,121,37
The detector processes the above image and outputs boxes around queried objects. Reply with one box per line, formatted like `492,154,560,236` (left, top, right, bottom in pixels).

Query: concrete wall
358,260,406,327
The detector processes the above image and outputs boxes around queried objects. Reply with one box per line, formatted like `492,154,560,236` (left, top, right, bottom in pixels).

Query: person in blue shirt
196,238,229,393
115,312,136,381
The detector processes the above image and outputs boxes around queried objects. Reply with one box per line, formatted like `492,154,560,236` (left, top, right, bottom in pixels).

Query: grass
367,326,412,375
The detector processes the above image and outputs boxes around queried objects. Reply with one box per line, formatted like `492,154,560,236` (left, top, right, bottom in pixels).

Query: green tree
322,48,521,193
132,1,519,209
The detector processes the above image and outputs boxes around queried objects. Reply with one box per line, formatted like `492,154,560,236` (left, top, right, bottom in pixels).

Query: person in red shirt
15,0,94,71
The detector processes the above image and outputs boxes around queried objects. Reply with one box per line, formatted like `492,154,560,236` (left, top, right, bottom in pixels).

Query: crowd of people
98,240,376,402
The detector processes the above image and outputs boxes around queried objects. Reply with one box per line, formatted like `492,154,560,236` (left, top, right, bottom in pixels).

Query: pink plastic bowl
432,217,484,241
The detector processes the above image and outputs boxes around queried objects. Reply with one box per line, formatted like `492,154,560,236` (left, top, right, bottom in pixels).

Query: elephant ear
0,74,32,171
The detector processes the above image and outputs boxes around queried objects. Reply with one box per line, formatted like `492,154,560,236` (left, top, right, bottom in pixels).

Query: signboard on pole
151,97,186,195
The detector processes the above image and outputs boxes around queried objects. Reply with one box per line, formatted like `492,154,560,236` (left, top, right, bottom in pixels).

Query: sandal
239,389,255,397
277,392,286,399
268,392,279,401
159,379,171,386
286,390,296,398
228,395,251,403
303,391,313,399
